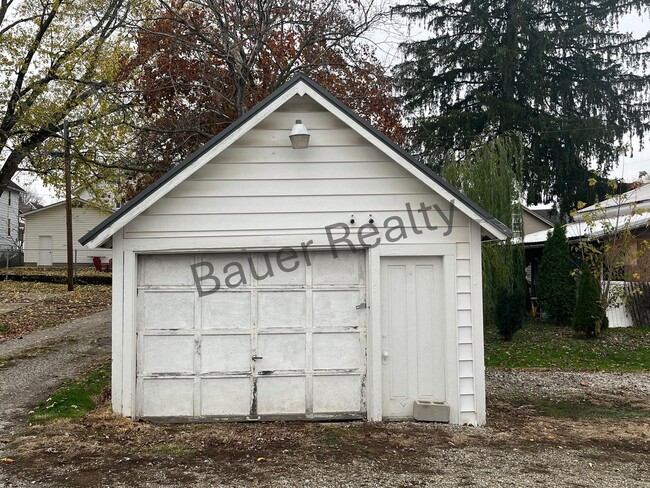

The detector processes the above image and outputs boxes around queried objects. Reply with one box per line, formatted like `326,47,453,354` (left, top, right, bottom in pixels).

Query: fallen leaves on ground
3,267,110,278
0,282,111,340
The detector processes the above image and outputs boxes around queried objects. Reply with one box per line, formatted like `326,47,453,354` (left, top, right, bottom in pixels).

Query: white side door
381,256,446,419
37,236,52,266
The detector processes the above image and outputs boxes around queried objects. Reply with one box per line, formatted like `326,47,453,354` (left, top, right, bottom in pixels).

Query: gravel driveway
0,310,111,458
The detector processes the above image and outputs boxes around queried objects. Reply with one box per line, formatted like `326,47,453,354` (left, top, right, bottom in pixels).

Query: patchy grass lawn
29,362,111,424
485,318,650,371
530,398,650,419
0,281,111,340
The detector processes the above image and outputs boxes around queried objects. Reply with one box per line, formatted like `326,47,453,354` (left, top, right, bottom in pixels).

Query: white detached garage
81,75,509,425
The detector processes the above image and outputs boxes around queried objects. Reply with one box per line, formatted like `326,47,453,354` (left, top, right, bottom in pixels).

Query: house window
7,218,10,236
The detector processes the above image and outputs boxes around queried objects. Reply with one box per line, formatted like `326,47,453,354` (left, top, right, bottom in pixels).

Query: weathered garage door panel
202,292,251,328
138,291,195,329
258,291,306,328
141,378,194,417
135,251,366,420
201,378,251,416
201,335,251,373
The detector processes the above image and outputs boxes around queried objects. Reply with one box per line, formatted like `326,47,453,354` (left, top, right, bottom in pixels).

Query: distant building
23,199,112,266
0,181,23,249
523,183,650,282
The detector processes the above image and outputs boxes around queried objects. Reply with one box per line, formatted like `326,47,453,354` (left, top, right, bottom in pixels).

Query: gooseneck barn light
289,119,310,149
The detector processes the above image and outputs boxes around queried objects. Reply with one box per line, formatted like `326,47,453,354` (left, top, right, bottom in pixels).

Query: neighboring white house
23,200,112,266
81,75,510,425
0,181,23,250
576,182,650,219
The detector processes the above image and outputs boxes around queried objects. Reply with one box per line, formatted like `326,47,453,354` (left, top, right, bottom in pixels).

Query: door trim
370,250,457,422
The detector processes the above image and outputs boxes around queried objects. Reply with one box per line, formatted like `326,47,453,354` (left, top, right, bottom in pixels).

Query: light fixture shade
289,119,310,149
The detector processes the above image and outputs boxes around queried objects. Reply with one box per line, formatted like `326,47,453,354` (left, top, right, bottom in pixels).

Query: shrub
573,261,605,337
495,286,525,341
538,223,576,324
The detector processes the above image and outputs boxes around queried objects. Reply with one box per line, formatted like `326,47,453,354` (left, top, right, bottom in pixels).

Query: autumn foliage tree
0,0,132,198
120,0,403,197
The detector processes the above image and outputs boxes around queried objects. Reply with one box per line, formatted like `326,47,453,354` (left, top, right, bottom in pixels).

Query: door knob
382,350,389,363
252,356,263,360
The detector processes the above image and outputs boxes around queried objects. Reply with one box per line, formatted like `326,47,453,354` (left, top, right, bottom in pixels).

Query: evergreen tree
495,286,525,341
538,223,576,323
394,0,650,214
573,261,605,337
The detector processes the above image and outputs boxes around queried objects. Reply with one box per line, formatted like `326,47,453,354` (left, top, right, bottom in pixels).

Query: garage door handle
252,356,263,360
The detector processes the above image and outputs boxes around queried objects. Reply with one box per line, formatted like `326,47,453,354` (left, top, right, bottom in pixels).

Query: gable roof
6,181,23,193
21,198,109,217
19,201,43,214
522,206,554,227
80,74,511,248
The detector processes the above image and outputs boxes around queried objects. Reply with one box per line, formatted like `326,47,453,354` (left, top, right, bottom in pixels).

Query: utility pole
63,121,74,291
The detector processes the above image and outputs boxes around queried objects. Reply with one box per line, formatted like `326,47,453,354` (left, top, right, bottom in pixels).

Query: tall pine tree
538,223,576,323
394,0,650,214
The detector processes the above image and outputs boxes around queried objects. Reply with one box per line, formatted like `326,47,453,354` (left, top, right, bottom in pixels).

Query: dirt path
0,310,111,458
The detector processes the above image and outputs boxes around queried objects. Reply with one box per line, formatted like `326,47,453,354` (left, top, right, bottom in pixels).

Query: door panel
381,257,445,419
201,378,251,416
37,236,52,266
257,291,306,328
257,333,306,371
135,250,367,420
257,376,307,415
201,335,251,373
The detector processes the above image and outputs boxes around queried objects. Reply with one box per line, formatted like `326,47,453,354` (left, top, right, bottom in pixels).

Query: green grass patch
532,399,650,419
485,319,650,371
29,362,110,423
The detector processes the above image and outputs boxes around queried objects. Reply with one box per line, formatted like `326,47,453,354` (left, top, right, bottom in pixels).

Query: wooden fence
606,281,650,328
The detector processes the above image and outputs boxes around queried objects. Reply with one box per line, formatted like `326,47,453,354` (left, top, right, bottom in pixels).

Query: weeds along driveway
0,310,111,457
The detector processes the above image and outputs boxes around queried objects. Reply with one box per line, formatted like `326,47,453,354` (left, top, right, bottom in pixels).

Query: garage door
135,250,367,420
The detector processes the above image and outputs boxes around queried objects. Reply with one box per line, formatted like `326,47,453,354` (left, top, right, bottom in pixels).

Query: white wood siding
0,189,20,249
125,103,469,240
24,205,112,265
114,95,485,425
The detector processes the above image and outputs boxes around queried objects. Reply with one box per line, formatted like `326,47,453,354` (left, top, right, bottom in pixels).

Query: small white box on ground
413,401,450,423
